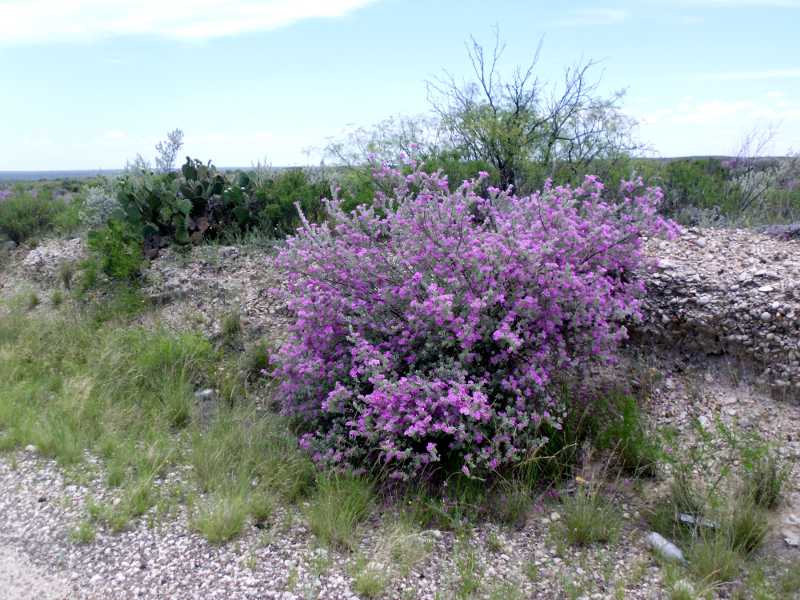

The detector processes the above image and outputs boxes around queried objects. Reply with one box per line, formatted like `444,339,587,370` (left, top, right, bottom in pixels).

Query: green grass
453,537,483,598
402,474,486,532
486,580,525,600
741,450,789,510
1,279,795,600
727,500,769,556
594,392,661,477
189,408,315,503
687,531,742,585
306,473,373,550
220,310,242,344
777,560,800,597
69,520,96,544
0,298,314,542
26,291,40,310
559,487,623,547
190,494,248,543
351,557,390,599
487,479,532,528
666,578,698,600
248,488,276,525
646,422,790,595
385,522,431,577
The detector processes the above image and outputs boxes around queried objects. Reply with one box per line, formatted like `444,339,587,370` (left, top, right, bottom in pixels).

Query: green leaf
176,197,193,215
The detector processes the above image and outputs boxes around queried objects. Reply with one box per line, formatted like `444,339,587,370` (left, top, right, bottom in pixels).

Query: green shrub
659,158,732,215
86,220,145,281
0,189,67,244
81,185,121,228
332,166,377,213
422,149,498,191
253,168,328,237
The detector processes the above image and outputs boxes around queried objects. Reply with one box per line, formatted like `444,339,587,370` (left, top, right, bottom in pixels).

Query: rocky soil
640,227,800,398
1,228,799,599
0,351,797,600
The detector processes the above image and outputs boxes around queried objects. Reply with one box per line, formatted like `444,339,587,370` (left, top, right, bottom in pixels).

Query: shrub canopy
274,161,676,479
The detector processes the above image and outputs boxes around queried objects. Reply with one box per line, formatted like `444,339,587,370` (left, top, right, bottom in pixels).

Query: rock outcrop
639,228,800,397
19,238,85,281
10,229,798,399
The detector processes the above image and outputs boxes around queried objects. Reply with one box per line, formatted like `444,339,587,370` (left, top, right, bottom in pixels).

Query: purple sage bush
274,160,677,480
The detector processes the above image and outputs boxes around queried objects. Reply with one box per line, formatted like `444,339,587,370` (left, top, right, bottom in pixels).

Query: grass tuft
69,520,96,544
727,500,769,556
741,451,789,510
687,531,742,585
559,487,622,547
352,559,390,598
306,473,373,550
454,537,483,599
594,392,660,477
191,494,248,543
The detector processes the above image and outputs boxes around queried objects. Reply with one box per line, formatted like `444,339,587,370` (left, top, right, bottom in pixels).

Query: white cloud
706,68,800,80
553,8,629,26
633,97,800,156
638,97,800,127
0,0,377,44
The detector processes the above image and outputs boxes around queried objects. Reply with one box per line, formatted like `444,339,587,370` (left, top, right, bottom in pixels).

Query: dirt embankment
639,228,800,398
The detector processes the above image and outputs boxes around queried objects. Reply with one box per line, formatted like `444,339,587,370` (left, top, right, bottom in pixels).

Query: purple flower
271,160,675,479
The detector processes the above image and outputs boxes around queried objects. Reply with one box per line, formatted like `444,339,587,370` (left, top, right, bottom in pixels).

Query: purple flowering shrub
274,161,677,480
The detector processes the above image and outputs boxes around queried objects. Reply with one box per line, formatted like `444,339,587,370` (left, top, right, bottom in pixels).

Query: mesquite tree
427,32,638,191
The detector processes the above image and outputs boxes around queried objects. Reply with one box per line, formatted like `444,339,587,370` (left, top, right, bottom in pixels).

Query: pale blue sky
1,0,799,170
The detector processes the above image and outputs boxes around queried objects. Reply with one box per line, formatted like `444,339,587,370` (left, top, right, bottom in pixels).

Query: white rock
784,530,800,547
645,531,685,563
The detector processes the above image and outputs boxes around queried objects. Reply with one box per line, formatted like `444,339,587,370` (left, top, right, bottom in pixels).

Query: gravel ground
0,546,68,600
0,449,665,600
1,356,797,599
